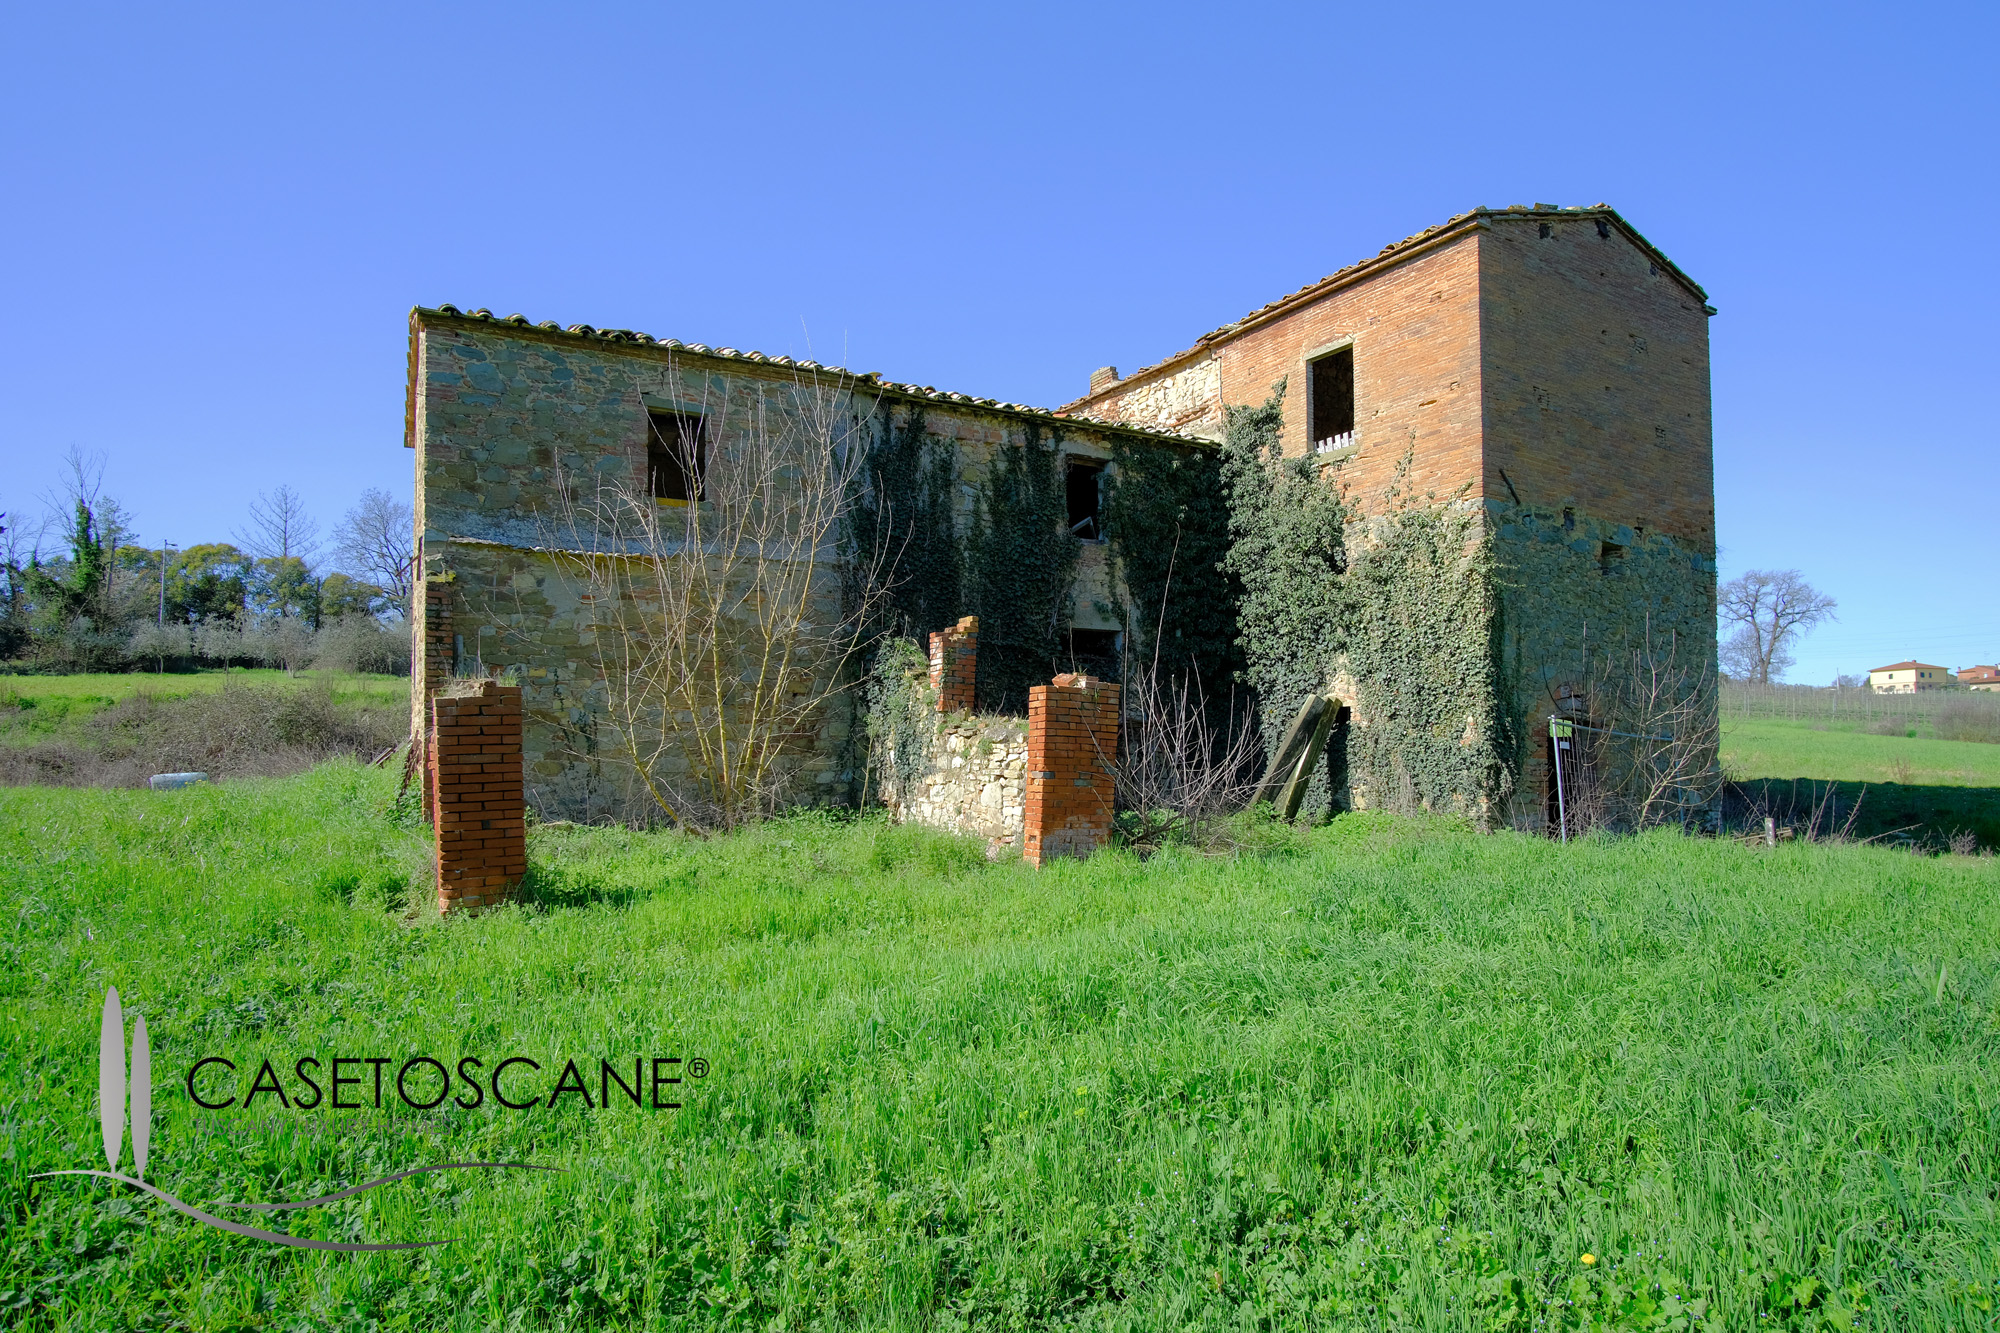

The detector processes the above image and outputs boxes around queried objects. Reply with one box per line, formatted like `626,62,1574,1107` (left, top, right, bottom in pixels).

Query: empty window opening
1598,542,1625,575
647,410,706,502
1066,458,1106,540
1310,347,1355,452
1066,628,1120,674
1538,221,1553,239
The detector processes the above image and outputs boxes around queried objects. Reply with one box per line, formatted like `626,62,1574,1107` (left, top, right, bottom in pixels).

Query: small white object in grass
148,772,210,790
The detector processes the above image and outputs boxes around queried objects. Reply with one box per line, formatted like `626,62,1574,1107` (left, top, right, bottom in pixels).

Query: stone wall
880,713,1030,857
409,309,1198,822
1085,356,1224,439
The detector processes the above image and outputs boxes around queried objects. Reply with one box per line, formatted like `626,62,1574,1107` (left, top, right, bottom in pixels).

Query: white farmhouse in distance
1868,661,1954,693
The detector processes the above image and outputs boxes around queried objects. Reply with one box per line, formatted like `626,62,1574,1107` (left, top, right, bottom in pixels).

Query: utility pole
157,540,175,674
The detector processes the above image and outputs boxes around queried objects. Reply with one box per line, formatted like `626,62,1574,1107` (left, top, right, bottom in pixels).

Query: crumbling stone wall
878,714,1030,857
408,309,1198,822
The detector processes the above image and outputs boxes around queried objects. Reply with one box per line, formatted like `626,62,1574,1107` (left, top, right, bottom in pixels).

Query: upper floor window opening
1066,457,1107,541
1310,347,1355,453
647,410,706,503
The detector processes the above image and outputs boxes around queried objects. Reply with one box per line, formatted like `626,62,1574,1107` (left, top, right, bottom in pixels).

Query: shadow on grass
517,863,641,910
1724,777,1999,851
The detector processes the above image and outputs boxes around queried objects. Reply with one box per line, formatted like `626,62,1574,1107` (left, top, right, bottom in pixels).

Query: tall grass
2,765,1996,1329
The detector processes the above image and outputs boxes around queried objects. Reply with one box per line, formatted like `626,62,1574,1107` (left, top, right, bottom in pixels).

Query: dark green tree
320,571,388,620
164,543,253,624
251,555,319,621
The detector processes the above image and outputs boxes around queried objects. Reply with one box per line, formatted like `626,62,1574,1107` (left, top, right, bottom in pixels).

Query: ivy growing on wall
845,404,961,640
966,422,1076,714
1105,434,1239,689
860,634,936,808
1221,379,1510,825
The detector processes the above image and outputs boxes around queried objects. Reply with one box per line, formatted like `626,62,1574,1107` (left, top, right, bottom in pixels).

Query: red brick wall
1074,229,1487,514
929,615,978,713
429,681,526,913
413,577,454,823
1478,215,1715,551
1216,234,1487,510
1023,673,1121,868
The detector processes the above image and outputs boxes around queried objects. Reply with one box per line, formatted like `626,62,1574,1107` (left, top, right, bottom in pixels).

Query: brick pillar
414,578,454,823
429,680,525,913
928,615,978,714
1023,672,1121,868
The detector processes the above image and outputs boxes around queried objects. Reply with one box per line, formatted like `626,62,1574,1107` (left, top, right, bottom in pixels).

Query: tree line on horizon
0,450,413,675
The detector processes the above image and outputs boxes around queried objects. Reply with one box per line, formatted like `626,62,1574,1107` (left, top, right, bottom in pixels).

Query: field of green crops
4,762,1996,1329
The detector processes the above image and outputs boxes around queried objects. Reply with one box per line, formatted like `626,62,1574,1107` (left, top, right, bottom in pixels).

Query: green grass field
4,763,1997,1329
1720,715,2000,850
0,671,407,745
1721,718,2000,790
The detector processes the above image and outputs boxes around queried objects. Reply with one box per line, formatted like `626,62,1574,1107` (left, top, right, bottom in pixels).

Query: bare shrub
1721,778,1866,847
1549,624,1721,837
0,683,402,787
1933,695,2000,744
1109,663,1264,853
544,367,888,831
313,615,409,675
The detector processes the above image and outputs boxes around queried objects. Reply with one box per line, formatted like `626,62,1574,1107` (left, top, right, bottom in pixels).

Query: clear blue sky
2,1,1993,682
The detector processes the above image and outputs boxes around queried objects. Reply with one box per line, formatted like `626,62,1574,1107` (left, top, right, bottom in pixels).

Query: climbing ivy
1105,434,1239,689
846,403,961,640
965,422,1076,714
860,635,936,807
1221,380,1509,825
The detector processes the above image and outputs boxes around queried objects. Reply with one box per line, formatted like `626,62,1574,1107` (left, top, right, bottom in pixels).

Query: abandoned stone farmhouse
406,202,1716,854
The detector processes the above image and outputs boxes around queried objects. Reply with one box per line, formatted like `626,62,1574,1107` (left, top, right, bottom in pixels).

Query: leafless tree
545,368,889,830
1547,622,1721,837
332,487,415,611
1109,663,1264,852
1718,569,1835,684
236,485,322,566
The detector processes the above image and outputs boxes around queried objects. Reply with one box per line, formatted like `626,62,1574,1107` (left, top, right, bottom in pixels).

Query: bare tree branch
1718,569,1835,685
542,366,890,830
235,485,322,566
332,488,414,611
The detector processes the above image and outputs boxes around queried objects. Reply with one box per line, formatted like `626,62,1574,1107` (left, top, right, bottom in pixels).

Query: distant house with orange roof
1958,664,2000,692
1868,661,1954,693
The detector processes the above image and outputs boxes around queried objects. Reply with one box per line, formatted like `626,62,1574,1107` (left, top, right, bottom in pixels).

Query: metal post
1550,716,1570,844
157,541,173,674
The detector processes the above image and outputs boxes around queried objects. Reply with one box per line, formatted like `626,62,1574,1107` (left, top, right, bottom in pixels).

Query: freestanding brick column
929,615,978,713
429,680,526,913
1023,672,1121,868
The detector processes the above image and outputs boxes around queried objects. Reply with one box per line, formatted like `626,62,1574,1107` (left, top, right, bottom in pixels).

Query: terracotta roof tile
416,305,1213,448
